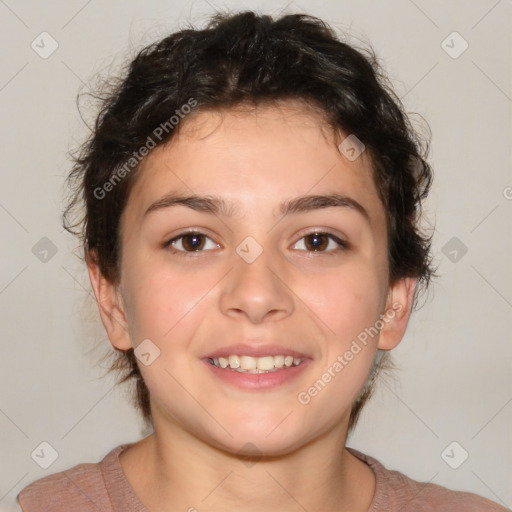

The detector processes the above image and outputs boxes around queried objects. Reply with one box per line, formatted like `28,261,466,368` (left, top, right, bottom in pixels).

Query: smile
203,354,311,390
208,354,304,373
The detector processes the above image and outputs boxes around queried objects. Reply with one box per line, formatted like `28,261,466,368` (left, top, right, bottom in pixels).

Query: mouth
206,354,305,374
203,351,311,390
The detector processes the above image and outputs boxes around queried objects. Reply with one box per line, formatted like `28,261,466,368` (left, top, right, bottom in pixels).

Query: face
93,101,413,456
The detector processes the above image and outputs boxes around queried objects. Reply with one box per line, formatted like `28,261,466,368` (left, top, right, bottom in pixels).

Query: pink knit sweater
17,444,509,511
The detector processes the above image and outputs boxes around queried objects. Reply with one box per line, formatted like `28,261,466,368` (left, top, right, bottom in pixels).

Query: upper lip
203,343,311,360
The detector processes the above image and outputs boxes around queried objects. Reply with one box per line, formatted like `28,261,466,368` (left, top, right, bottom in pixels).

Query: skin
88,100,416,512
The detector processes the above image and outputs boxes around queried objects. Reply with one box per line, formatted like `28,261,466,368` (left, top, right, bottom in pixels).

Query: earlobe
86,251,132,351
377,277,417,351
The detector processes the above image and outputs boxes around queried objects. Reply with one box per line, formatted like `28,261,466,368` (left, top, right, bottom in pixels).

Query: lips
203,343,311,360
201,342,313,389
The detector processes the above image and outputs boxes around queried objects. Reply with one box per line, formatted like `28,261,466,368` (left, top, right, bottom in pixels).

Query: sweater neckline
100,443,385,511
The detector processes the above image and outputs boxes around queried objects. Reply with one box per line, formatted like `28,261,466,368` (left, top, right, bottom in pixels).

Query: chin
204,413,309,457
213,431,305,459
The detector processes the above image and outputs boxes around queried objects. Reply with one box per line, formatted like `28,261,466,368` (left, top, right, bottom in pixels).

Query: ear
86,250,132,351
377,277,417,351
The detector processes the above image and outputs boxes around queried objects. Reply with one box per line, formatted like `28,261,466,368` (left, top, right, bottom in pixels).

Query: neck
119,419,375,512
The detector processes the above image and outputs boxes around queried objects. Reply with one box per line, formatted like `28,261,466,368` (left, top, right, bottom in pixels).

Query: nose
219,243,295,324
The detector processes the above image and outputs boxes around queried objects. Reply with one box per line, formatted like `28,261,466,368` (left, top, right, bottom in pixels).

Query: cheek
121,267,209,397
121,256,207,343
299,266,383,395
301,264,384,342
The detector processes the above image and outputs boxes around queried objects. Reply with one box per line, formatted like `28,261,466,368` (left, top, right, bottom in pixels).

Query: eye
163,229,349,257
164,231,218,255
292,231,349,254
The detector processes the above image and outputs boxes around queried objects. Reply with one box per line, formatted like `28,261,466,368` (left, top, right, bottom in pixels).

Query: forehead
124,101,385,229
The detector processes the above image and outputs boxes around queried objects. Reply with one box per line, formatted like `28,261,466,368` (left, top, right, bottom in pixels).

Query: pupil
185,234,203,251
308,233,326,251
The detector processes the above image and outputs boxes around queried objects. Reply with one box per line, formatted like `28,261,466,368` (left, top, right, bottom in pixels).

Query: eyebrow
143,192,371,225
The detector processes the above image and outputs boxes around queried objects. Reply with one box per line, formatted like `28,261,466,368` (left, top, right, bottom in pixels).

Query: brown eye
164,232,218,253
293,232,348,253
180,233,206,251
304,233,329,251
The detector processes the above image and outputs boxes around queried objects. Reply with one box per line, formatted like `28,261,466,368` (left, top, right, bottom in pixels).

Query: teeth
274,355,285,368
257,356,275,370
240,356,257,370
228,355,240,368
209,354,304,371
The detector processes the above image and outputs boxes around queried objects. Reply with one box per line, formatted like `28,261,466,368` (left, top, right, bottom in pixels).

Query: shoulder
17,445,125,512
347,447,510,512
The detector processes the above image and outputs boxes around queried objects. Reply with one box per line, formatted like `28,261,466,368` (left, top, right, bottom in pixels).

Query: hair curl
63,10,438,432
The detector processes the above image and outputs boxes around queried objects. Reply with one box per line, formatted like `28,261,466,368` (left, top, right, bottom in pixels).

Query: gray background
1,0,511,510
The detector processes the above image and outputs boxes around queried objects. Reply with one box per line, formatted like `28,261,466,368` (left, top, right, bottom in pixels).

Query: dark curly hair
63,10,437,432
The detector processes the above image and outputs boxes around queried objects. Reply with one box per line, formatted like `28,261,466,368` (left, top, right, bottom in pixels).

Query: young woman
17,10,508,512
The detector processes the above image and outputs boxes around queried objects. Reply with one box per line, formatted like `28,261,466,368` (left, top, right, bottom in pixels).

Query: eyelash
162,229,349,258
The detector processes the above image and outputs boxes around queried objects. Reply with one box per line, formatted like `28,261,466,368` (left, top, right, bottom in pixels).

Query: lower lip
202,358,312,390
